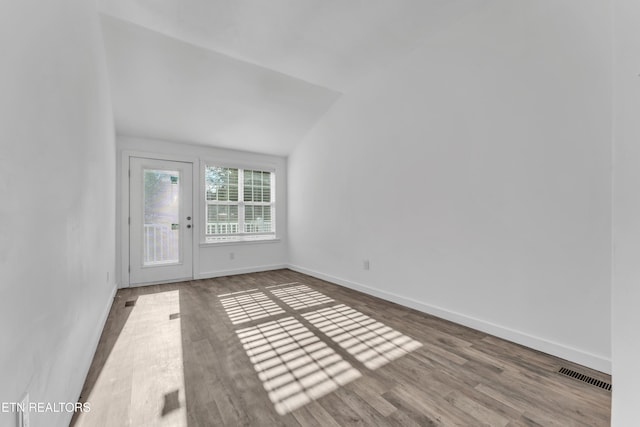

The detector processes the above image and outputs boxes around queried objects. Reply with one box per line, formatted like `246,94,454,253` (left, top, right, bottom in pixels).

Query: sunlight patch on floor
75,290,187,427
270,284,334,310
302,305,423,369
237,317,361,415
219,292,285,324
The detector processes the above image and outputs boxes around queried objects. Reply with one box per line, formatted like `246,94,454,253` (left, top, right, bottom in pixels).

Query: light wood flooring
72,269,611,426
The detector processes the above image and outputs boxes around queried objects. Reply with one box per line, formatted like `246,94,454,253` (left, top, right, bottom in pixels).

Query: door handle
187,224,192,229
187,216,191,220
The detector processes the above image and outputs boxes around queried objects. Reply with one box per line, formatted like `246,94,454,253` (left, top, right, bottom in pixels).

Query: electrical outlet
229,252,235,260
363,260,370,270
18,393,29,427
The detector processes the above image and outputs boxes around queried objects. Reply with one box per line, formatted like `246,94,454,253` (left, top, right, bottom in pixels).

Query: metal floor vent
558,367,611,391
124,300,136,307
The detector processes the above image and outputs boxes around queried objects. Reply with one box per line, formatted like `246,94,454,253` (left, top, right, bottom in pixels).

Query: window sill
200,237,281,248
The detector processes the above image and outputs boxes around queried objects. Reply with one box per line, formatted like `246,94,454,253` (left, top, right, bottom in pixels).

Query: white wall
289,0,612,372
612,0,640,423
0,1,117,426
117,136,288,286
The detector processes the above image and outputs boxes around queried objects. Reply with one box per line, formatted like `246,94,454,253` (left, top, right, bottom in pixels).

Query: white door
129,157,193,286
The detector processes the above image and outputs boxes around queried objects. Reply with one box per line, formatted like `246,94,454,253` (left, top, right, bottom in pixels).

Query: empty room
2,0,639,426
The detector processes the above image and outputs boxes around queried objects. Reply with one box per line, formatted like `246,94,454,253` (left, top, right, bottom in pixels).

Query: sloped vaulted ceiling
101,15,339,155
99,0,479,155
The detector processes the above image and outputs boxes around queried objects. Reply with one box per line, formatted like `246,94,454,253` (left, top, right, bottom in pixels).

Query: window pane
143,169,180,265
243,170,271,203
205,166,274,238
219,187,228,201
244,204,273,233
230,168,239,184
263,173,271,202
229,185,238,202
207,205,217,223
205,166,238,202
206,203,239,234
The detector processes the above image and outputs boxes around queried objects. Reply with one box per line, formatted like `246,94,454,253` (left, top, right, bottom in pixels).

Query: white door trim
120,150,200,287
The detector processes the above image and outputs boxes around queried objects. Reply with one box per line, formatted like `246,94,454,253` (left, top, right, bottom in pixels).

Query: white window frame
202,163,276,243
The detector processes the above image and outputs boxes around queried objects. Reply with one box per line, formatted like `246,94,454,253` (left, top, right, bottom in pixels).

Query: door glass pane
143,169,180,265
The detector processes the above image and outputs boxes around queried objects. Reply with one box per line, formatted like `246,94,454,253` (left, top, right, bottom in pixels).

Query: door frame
120,150,200,287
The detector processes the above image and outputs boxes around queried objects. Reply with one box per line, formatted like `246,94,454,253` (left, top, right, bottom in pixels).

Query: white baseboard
66,283,118,425
288,264,611,374
197,264,288,280
77,285,117,393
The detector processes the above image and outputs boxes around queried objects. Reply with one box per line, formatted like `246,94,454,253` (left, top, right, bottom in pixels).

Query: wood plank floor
72,269,611,426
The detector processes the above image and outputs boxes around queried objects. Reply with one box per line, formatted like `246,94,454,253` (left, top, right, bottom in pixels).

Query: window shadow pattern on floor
219,291,285,324
236,317,361,415
219,283,423,416
302,304,423,369
270,284,334,310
